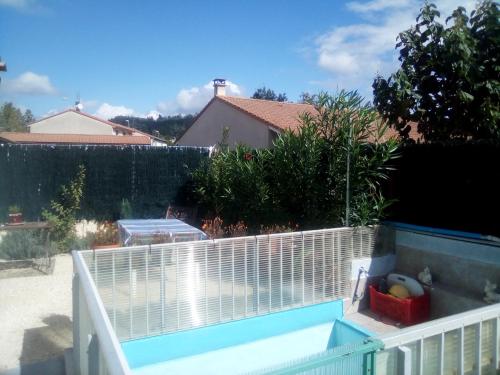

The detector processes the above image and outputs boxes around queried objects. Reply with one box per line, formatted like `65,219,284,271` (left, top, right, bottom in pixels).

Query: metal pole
345,121,353,226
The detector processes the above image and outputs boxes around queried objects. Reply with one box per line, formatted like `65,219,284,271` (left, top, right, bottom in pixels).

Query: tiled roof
217,96,421,142
0,132,151,145
217,96,317,132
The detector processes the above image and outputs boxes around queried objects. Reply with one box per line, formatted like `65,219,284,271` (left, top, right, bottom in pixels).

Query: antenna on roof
0,57,6,85
75,93,83,112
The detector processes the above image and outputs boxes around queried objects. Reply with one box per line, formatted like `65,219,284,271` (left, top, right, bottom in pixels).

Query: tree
42,165,86,252
23,109,35,125
109,114,194,142
252,86,287,102
299,92,316,104
0,102,33,132
373,1,499,142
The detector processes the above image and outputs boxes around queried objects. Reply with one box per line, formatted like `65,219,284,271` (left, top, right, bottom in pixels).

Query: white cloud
157,80,243,115
0,0,32,9
80,99,99,112
313,0,477,95
146,110,161,120
95,103,136,119
2,71,56,95
346,0,411,13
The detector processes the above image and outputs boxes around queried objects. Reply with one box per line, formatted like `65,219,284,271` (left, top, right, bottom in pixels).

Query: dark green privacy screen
0,144,209,221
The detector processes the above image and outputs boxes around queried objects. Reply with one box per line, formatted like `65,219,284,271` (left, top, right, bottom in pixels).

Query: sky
0,0,476,120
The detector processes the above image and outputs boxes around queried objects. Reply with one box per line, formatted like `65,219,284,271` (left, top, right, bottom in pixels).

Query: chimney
213,78,226,97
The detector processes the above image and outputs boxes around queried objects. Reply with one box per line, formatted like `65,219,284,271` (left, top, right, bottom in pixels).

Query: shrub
193,146,272,228
193,91,399,229
91,221,119,247
42,165,86,252
0,230,56,260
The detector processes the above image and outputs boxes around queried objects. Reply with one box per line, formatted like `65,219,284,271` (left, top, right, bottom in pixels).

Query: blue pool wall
123,299,345,368
328,319,373,348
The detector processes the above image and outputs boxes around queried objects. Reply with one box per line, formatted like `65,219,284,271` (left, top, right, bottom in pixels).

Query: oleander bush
193,91,399,230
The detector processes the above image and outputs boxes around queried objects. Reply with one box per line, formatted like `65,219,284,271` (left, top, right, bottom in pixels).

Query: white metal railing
73,251,131,375
80,226,377,341
376,303,500,375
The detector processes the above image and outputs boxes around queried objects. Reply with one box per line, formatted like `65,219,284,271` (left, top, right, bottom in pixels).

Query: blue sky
0,0,474,119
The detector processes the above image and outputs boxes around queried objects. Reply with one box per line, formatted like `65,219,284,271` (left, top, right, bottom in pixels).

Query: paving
346,308,402,335
0,254,73,374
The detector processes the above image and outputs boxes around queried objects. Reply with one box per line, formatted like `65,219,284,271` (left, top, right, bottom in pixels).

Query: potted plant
92,221,119,250
8,205,23,225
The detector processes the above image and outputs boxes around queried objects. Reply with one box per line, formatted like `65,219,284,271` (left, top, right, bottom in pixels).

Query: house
0,132,152,145
176,79,315,148
25,108,168,146
176,79,420,148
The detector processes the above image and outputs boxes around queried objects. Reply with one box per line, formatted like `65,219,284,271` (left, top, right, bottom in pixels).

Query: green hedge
0,144,209,221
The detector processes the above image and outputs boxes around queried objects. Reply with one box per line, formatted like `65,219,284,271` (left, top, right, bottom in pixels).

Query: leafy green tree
373,1,499,142
42,165,86,252
0,102,33,132
299,92,316,104
296,91,399,226
252,86,287,102
23,109,35,125
109,114,194,142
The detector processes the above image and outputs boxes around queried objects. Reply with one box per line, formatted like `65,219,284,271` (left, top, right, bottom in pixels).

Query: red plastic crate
369,285,430,326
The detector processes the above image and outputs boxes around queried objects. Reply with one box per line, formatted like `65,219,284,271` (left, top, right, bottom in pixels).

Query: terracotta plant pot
8,212,23,225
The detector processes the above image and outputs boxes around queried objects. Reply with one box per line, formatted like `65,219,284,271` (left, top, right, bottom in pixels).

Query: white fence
376,303,500,375
80,227,377,341
73,251,131,375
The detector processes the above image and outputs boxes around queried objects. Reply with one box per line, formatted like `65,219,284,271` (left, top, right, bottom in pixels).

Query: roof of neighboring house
216,96,421,142
178,95,421,144
0,132,151,145
217,96,316,133
28,109,163,138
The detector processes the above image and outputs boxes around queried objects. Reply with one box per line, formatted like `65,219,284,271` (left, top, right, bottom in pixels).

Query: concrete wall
30,111,114,135
392,227,500,318
176,99,275,148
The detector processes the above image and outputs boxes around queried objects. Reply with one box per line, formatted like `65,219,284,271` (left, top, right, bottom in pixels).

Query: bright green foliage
193,91,399,229
0,102,33,132
193,146,272,226
42,165,86,252
373,1,499,142
120,198,133,219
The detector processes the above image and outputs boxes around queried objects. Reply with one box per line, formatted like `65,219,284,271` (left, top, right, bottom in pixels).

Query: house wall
176,99,277,148
30,111,114,135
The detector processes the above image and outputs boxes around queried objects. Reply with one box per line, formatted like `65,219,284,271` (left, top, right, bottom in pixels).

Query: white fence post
397,346,412,375
72,272,81,375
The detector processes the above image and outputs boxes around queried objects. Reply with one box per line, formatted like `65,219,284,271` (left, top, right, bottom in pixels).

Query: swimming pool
122,300,373,374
